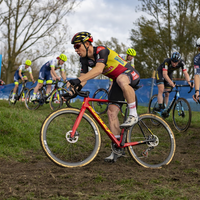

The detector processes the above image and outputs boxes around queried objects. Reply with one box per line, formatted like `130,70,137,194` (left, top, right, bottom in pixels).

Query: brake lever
188,82,194,94
193,94,200,104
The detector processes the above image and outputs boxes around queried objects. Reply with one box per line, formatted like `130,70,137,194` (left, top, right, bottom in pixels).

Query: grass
0,99,149,160
1,99,200,200
0,99,197,161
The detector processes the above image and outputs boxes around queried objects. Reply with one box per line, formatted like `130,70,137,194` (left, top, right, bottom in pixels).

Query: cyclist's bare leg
107,105,121,136
46,84,51,95
12,84,19,94
157,84,164,104
116,74,135,103
116,74,138,128
105,104,123,161
164,88,170,106
33,83,43,94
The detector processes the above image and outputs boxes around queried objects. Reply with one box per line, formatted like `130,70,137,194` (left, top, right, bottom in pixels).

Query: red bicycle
40,86,176,168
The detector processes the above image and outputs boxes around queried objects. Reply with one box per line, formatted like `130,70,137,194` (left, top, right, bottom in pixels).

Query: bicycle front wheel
40,108,101,168
127,114,176,168
148,94,161,125
8,89,17,105
172,98,191,132
25,88,41,110
92,88,108,115
50,88,68,111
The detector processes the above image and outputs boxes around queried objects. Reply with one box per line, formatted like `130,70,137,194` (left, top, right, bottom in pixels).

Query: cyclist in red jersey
66,32,140,162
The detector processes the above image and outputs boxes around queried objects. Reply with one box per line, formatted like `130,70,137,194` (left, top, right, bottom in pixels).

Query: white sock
128,102,137,117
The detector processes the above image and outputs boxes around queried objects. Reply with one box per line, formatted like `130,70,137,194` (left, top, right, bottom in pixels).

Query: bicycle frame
163,84,191,114
38,81,62,103
16,81,28,100
70,97,152,149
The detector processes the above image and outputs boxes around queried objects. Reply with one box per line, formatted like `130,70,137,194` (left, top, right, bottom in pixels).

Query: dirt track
1,124,200,199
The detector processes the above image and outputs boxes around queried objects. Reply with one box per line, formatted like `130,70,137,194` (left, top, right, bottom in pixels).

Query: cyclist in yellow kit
119,48,136,68
66,31,140,162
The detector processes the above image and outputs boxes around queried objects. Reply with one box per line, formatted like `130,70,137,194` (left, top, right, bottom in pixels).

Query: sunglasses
74,43,81,49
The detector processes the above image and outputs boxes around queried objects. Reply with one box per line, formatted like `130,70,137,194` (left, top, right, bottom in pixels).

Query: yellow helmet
126,48,136,56
71,32,93,44
59,54,67,62
25,60,32,66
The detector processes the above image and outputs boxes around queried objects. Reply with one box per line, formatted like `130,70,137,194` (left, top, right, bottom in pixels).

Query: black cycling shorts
108,67,140,108
156,69,172,89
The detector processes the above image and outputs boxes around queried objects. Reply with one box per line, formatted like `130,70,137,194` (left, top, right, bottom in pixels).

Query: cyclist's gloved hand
62,93,71,98
69,78,81,86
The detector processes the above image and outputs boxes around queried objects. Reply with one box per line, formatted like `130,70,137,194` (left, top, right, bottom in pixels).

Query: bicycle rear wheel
172,98,191,132
40,108,101,168
49,88,68,111
127,114,176,168
92,88,108,115
25,87,41,110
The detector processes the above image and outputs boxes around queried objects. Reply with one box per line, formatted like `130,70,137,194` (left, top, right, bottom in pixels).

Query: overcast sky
65,0,145,53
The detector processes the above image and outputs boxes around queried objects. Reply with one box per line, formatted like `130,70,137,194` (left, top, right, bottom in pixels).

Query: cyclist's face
171,61,179,67
127,55,134,61
74,43,86,57
59,59,65,65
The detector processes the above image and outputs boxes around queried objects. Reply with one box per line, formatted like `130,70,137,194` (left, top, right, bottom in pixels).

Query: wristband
195,90,199,93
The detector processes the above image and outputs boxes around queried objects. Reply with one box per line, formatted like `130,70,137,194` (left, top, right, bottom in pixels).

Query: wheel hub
147,135,159,147
66,130,79,143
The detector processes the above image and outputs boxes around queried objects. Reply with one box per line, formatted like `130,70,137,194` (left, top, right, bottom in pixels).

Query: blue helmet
171,52,181,62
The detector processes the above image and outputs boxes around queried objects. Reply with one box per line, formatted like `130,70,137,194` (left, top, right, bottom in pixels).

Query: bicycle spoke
127,114,175,168
40,109,101,167
172,98,191,132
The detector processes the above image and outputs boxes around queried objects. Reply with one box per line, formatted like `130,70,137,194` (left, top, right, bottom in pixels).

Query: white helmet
196,38,200,47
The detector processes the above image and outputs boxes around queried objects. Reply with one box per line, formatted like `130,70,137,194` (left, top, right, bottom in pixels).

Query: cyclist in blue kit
10,60,35,103
31,54,68,101
193,38,200,102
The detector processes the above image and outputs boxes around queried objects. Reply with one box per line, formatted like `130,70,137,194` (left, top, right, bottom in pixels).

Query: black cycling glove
69,78,81,86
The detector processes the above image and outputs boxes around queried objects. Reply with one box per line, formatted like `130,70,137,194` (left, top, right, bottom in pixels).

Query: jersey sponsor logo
96,46,105,54
131,71,139,80
114,56,124,65
97,59,105,63
194,65,200,69
103,66,114,74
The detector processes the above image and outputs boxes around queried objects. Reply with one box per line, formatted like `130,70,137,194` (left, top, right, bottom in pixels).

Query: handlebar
64,85,90,108
168,81,194,94
74,85,90,97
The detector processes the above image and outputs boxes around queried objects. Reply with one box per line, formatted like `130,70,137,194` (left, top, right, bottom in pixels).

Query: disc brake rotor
66,130,79,143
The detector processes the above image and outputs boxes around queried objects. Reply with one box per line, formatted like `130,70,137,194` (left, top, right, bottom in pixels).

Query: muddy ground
1,123,200,200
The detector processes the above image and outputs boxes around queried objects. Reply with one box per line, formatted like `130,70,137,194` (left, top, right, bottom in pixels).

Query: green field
1,100,200,199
